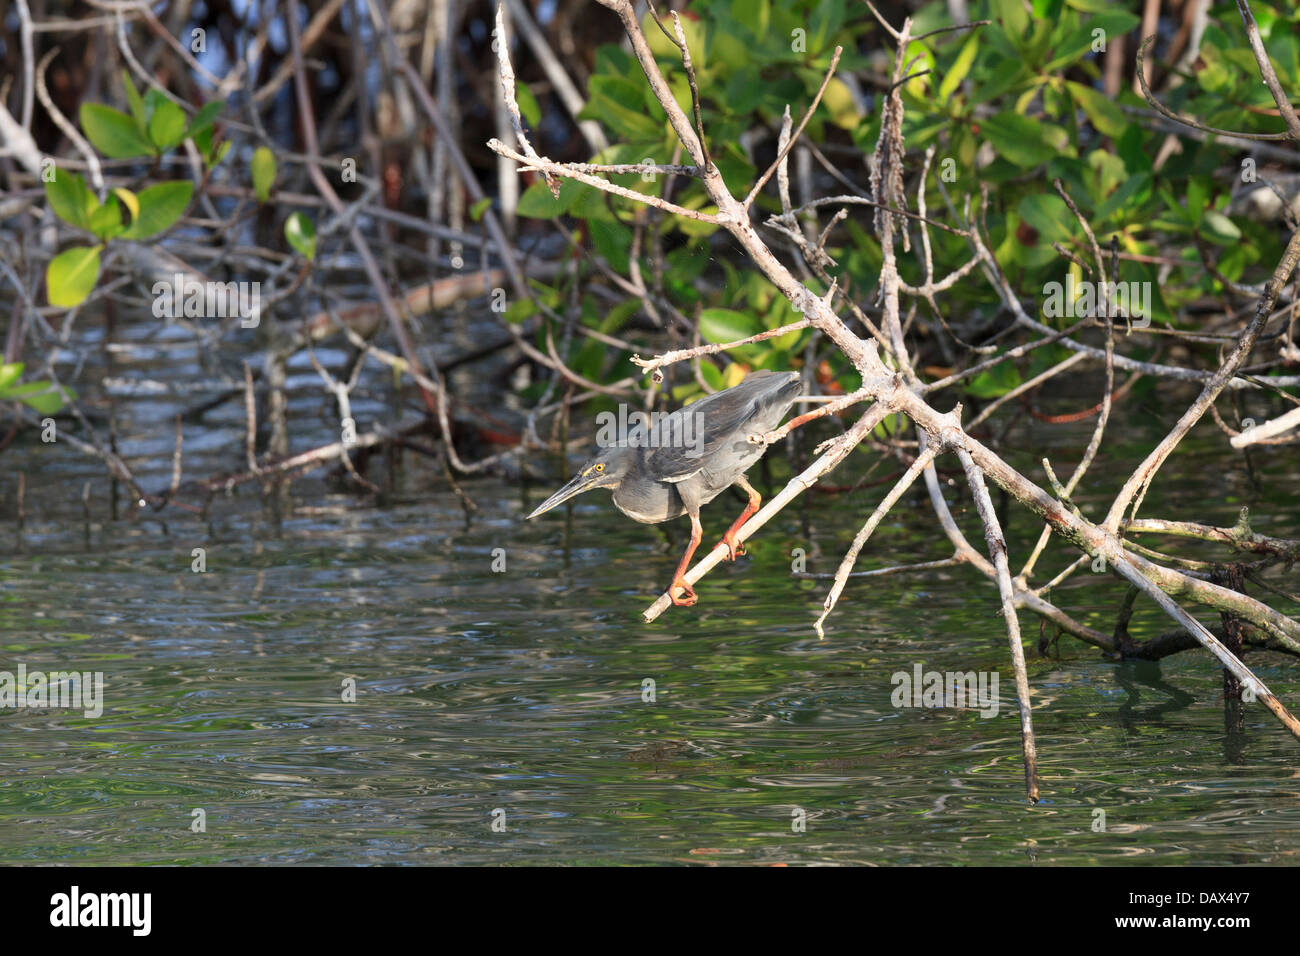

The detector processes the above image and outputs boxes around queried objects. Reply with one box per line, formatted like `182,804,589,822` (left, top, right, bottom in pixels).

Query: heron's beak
526,469,604,519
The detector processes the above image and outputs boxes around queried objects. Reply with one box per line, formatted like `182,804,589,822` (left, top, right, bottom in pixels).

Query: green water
2,416,1298,864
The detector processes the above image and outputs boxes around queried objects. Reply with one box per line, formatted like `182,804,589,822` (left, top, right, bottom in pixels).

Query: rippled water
3,328,1299,864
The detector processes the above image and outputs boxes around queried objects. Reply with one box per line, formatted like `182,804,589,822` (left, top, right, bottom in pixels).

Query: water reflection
1,328,1299,863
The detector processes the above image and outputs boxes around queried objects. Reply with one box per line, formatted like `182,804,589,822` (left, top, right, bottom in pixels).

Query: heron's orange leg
719,476,761,561
670,512,703,606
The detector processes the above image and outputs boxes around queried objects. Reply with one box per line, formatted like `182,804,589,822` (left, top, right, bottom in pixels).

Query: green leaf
1018,193,1073,243
1094,171,1150,221
599,298,641,335
821,77,859,129
1045,12,1140,72
1186,177,1210,222
808,0,846,54
46,245,103,307
697,360,725,391
503,297,536,325
989,0,1029,40
205,138,232,168
148,100,188,150
120,72,148,132
970,56,1032,105
980,111,1061,167
143,87,170,118
186,99,225,137
20,389,72,415
80,103,155,158
872,412,908,441
643,9,706,70
469,197,493,222
87,197,123,240
2,380,76,415
516,178,585,218
284,212,316,260
121,180,193,240
720,362,747,388
0,363,23,391
1200,210,1241,245
251,146,276,202
730,0,769,41
44,169,96,230
516,81,540,129
939,31,980,101
699,308,761,344
1066,81,1127,138
1115,125,1151,176
675,203,721,238
965,360,1023,398
589,217,632,273
1065,0,1123,12
724,65,764,115
113,187,140,225
580,75,663,141
121,71,149,131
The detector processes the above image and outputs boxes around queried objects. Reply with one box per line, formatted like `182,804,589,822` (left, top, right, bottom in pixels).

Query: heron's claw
670,576,697,606
720,533,746,561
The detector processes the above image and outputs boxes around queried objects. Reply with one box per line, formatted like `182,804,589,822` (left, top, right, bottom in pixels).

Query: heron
526,369,804,606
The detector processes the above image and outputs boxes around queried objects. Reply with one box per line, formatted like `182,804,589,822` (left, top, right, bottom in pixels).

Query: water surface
3,328,1299,865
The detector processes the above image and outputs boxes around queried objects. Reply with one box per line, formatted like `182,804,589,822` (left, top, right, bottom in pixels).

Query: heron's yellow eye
594,463,605,473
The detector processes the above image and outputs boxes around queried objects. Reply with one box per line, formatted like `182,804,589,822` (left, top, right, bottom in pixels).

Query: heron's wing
645,372,796,483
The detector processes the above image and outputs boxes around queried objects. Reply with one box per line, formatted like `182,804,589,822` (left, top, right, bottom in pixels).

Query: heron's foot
720,532,746,561
669,576,697,606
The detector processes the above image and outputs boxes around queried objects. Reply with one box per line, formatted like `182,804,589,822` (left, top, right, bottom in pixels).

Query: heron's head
525,445,631,519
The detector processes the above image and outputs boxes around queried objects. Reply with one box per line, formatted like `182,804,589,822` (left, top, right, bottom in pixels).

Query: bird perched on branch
527,369,804,606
